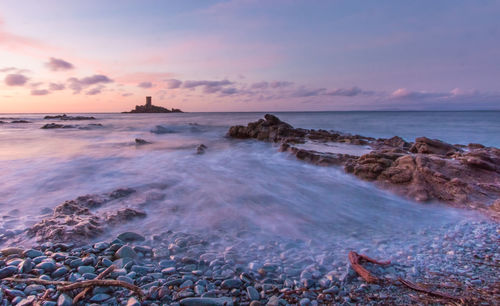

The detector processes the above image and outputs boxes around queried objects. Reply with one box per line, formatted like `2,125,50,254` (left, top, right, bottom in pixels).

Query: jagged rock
10,120,31,123
196,144,207,154
26,188,145,243
44,114,96,120
409,137,460,155
41,123,75,129
135,138,151,145
229,115,500,219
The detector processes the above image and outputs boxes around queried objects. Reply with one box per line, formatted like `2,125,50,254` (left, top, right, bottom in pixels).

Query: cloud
182,79,233,94
67,74,113,94
46,57,74,71
138,81,153,88
0,67,16,73
250,81,269,89
326,86,373,97
220,87,238,95
122,92,133,97
183,79,232,89
165,79,182,89
390,88,449,100
269,81,293,88
4,73,28,86
31,89,49,96
86,85,105,95
291,87,326,97
49,83,65,91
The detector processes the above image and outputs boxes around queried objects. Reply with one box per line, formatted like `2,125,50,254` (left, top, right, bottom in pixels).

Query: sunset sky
1,0,499,112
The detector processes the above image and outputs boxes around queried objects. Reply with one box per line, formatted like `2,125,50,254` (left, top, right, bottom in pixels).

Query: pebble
247,286,260,301
90,293,111,302
179,297,234,306
115,245,138,259
23,249,43,258
221,279,242,289
126,297,141,306
77,265,95,274
118,232,145,242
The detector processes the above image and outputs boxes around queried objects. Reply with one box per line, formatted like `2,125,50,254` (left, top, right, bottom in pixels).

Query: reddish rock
228,114,500,219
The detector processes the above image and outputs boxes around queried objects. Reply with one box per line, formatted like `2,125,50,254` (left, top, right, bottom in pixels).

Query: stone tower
146,96,152,108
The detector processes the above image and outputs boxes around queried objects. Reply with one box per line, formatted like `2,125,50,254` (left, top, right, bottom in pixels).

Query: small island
124,96,183,113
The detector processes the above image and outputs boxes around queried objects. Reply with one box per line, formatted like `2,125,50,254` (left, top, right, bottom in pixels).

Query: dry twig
398,277,462,301
59,279,145,300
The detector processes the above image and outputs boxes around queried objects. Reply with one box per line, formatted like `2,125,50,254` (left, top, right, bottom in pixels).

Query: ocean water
0,111,496,258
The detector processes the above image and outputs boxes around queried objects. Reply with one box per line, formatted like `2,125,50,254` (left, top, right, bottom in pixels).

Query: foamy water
0,112,496,256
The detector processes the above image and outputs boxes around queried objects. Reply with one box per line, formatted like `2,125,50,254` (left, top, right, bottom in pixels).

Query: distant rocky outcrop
228,114,500,219
44,114,96,120
124,96,183,113
41,123,75,129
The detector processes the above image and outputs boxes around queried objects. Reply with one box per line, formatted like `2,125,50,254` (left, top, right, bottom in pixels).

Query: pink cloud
46,57,74,71
4,73,28,86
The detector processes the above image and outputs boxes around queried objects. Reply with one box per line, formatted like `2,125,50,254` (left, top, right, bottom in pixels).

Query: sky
0,0,499,112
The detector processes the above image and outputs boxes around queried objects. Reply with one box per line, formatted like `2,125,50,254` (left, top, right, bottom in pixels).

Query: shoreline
0,113,498,305
0,219,498,305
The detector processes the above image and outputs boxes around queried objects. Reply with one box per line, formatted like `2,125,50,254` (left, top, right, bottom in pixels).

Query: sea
0,111,498,260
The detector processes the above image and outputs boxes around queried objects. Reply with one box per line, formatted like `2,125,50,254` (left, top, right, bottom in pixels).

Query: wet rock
1,247,24,256
41,123,75,129
77,265,95,274
196,144,207,154
23,249,43,258
0,266,17,278
115,246,138,259
221,279,242,289
24,284,45,295
126,297,141,306
118,232,145,242
27,189,140,243
18,259,33,273
229,115,500,218
89,293,111,302
17,296,36,306
135,138,151,145
57,293,72,306
151,125,175,134
410,137,460,155
52,267,69,278
247,286,260,301
44,114,96,120
180,297,234,306
36,261,56,272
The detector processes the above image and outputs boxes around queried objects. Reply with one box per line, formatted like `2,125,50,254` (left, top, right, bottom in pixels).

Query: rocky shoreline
0,114,498,305
0,219,498,305
228,114,500,220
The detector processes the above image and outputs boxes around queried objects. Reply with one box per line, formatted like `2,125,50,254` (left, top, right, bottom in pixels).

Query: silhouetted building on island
124,96,183,113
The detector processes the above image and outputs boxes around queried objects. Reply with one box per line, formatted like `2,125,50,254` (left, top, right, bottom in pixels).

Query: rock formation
44,114,96,120
125,96,183,113
228,115,500,219
27,188,146,243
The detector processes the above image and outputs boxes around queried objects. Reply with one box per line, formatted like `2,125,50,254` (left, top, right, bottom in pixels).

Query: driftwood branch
348,251,390,283
398,278,461,301
59,279,145,300
73,265,115,304
3,278,71,286
4,274,145,301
